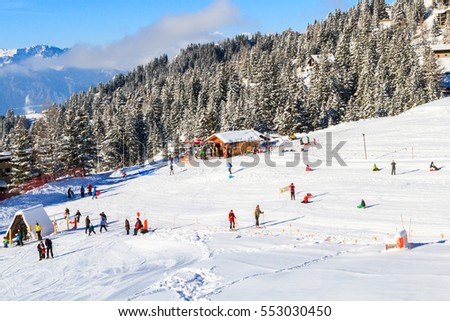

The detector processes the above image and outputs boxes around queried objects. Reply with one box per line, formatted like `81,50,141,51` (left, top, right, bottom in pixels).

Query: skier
430,161,438,171
169,163,174,175
75,210,82,223
67,187,73,199
88,223,96,236
37,241,45,260
373,164,380,171
35,222,42,240
305,164,312,172
228,210,236,231
45,238,53,258
125,218,130,235
99,212,108,232
80,185,85,197
289,183,296,200
227,162,232,175
85,215,91,234
92,186,97,199
87,183,93,196
301,194,310,203
358,199,366,209
391,160,396,175
3,235,9,248
254,205,264,228
134,217,143,235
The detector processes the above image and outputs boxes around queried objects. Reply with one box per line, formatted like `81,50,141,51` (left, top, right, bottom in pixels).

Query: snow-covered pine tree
10,118,34,187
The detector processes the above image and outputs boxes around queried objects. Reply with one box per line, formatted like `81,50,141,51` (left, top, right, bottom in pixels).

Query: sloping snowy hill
1,98,450,301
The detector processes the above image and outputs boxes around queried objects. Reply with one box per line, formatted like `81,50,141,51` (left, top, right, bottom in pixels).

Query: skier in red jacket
289,183,295,200
228,210,236,231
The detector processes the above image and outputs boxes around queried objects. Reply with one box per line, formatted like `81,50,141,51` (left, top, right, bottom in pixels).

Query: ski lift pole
362,133,367,160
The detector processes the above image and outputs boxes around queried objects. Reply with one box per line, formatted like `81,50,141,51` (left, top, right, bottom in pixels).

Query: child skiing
430,162,439,171
227,162,233,175
228,210,236,231
358,199,366,209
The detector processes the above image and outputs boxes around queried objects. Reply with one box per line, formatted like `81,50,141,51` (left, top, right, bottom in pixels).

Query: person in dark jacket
227,162,232,174
75,210,82,223
125,218,130,235
85,216,91,234
37,241,45,260
391,160,396,175
430,162,438,170
80,185,85,197
45,238,53,258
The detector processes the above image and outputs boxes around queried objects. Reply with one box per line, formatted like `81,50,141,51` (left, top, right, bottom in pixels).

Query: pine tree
10,118,34,187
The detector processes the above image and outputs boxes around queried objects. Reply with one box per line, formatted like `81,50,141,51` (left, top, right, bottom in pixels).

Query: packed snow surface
1,98,450,301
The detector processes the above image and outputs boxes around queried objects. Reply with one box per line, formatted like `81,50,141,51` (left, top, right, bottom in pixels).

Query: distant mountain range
0,45,119,116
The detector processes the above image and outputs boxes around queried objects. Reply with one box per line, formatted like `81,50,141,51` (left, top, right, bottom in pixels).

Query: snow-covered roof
0,151,12,161
6,204,53,240
206,129,264,144
430,44,450,52
437,57,450,72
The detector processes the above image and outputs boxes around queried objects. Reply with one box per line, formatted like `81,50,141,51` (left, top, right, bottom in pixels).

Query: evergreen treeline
0,0,445,182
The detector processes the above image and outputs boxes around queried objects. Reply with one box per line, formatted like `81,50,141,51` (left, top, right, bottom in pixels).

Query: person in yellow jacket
36,222,42,240
254,205,264,228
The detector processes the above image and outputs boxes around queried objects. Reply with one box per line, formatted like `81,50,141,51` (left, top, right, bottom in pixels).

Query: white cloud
5,0,241,72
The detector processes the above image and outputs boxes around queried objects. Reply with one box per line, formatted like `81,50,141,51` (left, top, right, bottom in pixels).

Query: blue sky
0,0,359,71
1,0,358,49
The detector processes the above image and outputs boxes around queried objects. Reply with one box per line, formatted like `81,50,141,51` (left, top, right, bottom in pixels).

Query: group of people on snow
37,238,53,261
66,183,98,200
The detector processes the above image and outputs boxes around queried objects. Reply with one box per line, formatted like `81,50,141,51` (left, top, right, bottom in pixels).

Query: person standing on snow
80,185,85,197
92,186,97,199
228,210,236,231
391,160,396,175
289,183,296,200
134,218,143,235
75,210,82,223
35,222,42,240
227,162,232,175
99,213,108,232
85,216,91,234
125,218,130,235
254,205,264,228
45,238,53,258
37,241,45,260
88,223,96,236
87,183,93,196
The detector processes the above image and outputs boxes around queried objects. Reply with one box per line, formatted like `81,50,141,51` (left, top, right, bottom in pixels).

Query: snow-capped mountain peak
0,45,68,67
